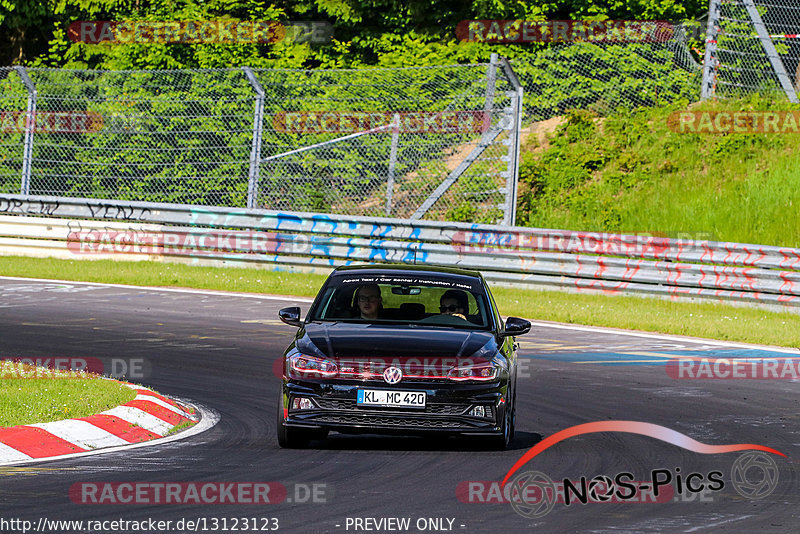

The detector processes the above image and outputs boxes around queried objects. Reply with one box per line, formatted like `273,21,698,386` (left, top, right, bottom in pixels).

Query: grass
166,419,197,436
517,97,800,247
0,256,327,298
2,255,799,348
0,361,137,427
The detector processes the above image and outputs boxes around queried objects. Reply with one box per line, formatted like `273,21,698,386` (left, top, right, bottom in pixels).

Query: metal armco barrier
1,194,799,309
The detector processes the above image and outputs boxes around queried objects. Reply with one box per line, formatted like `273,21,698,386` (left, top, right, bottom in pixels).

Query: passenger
439,289,468,320
354,284,383,320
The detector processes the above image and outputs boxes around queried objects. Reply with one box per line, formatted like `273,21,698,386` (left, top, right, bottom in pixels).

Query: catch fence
0,31,701,225
703,0,800,102
0,62,522,224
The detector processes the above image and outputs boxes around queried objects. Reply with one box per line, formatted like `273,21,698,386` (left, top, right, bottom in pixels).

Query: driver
355,283,383,320
439,290,468,320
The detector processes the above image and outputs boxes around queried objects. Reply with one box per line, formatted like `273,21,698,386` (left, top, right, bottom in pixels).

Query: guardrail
1,194,799,309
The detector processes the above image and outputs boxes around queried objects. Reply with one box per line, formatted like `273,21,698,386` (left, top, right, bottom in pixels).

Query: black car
276,264,531,449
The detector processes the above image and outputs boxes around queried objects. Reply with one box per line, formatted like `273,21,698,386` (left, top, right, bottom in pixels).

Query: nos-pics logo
500,421,784,519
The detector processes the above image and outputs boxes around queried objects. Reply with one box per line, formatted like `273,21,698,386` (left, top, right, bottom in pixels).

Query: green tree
2,0,709,69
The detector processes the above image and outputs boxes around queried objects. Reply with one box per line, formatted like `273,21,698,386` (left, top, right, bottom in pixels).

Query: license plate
357,389,426,408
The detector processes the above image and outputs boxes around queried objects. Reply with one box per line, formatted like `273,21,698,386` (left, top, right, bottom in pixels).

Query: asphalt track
0,277,798,533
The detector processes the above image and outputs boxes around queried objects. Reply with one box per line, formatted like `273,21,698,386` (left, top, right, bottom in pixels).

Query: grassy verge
2,255,799,348
0,361,137,427
0,256,327,297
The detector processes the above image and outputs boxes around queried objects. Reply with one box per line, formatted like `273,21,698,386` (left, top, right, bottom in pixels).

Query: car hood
297,322,498,363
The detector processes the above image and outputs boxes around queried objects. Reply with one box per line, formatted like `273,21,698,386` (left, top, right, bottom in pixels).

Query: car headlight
289,354,338,378
447,362,499,381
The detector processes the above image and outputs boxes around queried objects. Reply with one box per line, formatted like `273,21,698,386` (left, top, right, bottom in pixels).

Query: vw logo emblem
383,366,403,384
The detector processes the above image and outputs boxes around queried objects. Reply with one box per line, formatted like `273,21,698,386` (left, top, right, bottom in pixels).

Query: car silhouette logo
383,366,403,384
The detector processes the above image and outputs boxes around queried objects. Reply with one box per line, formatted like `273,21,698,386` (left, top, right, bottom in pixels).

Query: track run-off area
0,277,798,533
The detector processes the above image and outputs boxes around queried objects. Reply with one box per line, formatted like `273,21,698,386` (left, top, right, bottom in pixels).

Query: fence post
504,87,523,226
741,0,799,103
410,128,504,220
701,0,721,100
243,67,266,209
15,66,36,195
385,113,400,216
484,53,498,116
498,57,523,227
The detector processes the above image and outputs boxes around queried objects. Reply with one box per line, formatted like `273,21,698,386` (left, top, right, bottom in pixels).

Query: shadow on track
289,431,543,452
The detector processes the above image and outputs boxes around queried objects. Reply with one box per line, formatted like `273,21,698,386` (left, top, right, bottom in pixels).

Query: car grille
313,398,491,417
308,414,483,429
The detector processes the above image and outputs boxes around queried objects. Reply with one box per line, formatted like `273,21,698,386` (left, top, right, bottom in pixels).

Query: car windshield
308,273,493,330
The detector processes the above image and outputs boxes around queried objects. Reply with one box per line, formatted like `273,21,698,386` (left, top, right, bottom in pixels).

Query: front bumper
281,380,507,436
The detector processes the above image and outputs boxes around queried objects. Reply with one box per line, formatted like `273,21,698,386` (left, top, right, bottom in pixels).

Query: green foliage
516,96,800,247
1,0,709,69
0,1,708,225
517,109,609,227
446,201,477,222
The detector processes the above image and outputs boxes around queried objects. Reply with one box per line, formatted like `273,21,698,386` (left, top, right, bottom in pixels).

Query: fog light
468,406,486,418
291,397,314,410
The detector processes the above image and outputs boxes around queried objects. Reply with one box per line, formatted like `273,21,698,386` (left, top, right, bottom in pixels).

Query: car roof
332,263,483,280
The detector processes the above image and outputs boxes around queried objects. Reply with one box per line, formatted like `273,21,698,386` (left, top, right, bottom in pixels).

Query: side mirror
501,317,531,337
278,306,303,327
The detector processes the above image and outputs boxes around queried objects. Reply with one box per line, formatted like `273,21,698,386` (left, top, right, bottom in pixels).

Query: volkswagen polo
276,264,531,449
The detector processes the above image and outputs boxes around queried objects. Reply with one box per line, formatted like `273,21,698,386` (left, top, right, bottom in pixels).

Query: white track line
0,276,315,303
527,320,800,354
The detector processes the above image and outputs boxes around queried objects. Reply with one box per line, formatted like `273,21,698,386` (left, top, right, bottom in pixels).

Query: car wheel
509,392,516,442
276,391,309,449
489,398,513,450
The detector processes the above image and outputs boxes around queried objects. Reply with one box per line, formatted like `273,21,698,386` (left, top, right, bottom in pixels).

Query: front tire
489,390,515,450
276,390,309,449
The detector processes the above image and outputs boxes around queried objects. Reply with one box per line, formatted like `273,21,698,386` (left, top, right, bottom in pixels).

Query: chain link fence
704,0,800,101
0,67,28,195
0,32,701,224
514,38,700,122
0,64,521,224
253,63,520,222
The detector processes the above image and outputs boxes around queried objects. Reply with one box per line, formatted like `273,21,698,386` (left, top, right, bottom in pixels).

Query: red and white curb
0,383,216,465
